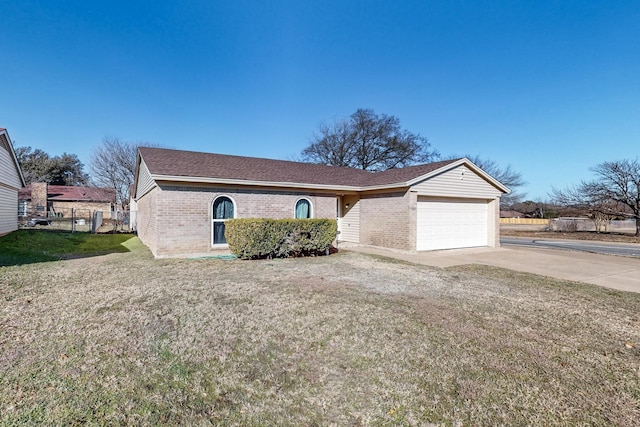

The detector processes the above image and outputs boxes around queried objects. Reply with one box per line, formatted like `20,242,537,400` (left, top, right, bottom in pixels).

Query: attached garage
417,197,490,251
407,162,506,252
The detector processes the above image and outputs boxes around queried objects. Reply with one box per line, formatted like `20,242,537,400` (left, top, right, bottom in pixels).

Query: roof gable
409,162,509,198
405,158,510,193
0,128,26,188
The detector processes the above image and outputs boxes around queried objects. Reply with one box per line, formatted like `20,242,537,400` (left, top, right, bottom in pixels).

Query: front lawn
1,239,639,425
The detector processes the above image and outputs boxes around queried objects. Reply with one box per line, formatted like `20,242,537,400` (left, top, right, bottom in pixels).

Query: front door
337,195,360,243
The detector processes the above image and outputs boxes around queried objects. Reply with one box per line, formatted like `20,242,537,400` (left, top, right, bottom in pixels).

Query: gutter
150,174,413,193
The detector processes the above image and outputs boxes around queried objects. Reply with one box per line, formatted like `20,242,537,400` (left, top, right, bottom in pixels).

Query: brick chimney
31,182,48,215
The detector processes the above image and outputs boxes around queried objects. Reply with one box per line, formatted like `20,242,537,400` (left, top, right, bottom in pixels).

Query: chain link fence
110,210,135,233
18,208,125,233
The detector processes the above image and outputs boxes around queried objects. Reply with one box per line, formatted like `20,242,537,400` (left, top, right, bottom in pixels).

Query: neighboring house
133,147,510,258
500,210,525,218
0,128,26,235
19,183,116,219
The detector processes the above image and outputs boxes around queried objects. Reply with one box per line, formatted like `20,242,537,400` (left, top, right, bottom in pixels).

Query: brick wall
51,201,113,218
25,183,113,219
359,190,415,251
140,185,337,257
136,187,159,256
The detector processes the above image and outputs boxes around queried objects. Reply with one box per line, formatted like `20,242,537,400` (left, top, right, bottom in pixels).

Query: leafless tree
551,159,640,236
304,119,355,167
90,137,153,208
302,109,439,171
592,210,613,233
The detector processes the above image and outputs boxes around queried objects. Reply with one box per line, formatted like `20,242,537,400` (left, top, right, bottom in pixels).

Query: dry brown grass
1,239,639,425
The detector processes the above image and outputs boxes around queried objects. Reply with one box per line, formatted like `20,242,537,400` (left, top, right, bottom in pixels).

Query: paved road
501,237,640,258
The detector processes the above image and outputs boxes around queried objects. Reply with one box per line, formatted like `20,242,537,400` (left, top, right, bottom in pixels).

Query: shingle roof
366,159,465,186
138,147,461,189
47,185,115,202
139,147,376,187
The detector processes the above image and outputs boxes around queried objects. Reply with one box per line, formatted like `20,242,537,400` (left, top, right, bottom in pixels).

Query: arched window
295,198,312,219
212,196,235,245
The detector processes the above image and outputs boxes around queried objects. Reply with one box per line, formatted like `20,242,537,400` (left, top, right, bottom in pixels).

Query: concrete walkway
342,244,640,294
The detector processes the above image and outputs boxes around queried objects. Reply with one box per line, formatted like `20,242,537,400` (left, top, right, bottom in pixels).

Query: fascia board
147,159,511,194
1,129,26,187
357,183,412,192
134,158,159,201
150,174,364,192
132,153,141,200
151,174,426,193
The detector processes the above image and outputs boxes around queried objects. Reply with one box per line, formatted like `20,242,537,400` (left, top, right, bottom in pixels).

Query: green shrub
225,219,338,260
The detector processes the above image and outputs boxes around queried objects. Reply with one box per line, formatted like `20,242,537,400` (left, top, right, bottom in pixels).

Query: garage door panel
417,198,488,251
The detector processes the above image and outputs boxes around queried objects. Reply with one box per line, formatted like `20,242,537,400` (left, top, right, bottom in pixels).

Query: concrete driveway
343,244,640,294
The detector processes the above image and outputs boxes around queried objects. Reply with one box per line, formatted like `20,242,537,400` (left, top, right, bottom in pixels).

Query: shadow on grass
0,230,140,266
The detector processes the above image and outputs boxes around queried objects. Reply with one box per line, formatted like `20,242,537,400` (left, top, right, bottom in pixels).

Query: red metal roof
19,185,116,202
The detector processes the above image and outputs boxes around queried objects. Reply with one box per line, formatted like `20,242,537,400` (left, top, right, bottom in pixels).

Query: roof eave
359,183,411,192
142,157,510,195
50,198,113,202
132,151,143,199
1,129,26,188
151,174,366,192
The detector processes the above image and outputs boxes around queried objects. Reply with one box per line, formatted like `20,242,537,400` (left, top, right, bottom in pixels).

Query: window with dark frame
295,198,312,219
212,196,234,244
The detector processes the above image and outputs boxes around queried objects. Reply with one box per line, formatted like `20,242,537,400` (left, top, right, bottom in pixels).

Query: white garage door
417,198,489,251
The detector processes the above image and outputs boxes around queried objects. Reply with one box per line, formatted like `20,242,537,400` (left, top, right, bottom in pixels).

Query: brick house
134,147,509,258
0,128,26,235
19,183,115,219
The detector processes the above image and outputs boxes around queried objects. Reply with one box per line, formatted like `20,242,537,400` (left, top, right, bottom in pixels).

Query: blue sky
1,0,638,201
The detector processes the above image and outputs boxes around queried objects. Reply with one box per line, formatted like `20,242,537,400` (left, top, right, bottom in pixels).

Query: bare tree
552,159,640,236
90,138,149,208
304,119,355,167
302,109,439,171
592,210,613,233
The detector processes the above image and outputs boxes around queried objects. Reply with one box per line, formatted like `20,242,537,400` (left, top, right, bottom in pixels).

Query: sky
1,0,639,201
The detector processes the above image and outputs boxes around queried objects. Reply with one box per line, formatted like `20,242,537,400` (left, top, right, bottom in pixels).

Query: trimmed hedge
225,218,338,260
